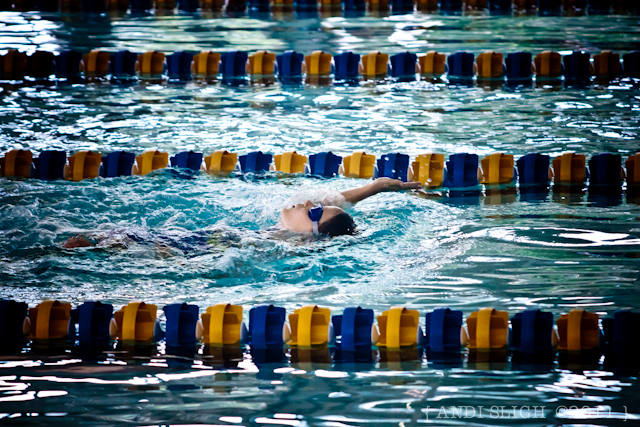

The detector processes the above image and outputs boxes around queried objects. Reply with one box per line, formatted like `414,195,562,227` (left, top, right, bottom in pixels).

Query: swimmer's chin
277,220,315,236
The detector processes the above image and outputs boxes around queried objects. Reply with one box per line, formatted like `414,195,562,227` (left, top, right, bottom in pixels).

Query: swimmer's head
281,200,355,237
318,211,356,237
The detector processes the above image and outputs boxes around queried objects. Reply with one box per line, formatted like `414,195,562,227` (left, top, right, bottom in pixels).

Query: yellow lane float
114,302,160,343
552,152,587,184
419,51,447,75
534,51,563,78
137,51,166,76
476,51,504,78
204,150,238,175
556,309,601,351
480,153,515,185
288,305,332,347
466,308,509,350
304,51,332,76
0,149,32,178
248,51,276,76
29,300,72,340
199,304,246,346
272,151,308,174
593,51,621,77
374,306,423,348
66,151,102,181
134,150,169,175
626,153,640,187
1,49,28,78
361,51,389,77
193,51,221,78
82,50,110,76
340,151,377,178
409,153,445,187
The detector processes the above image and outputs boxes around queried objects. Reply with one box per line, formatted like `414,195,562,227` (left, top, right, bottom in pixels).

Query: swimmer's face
281,200,344,233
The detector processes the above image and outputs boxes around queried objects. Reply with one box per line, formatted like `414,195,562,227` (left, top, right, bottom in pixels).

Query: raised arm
340,178,422,205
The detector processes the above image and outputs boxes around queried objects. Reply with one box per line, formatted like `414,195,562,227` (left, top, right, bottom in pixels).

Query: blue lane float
332,306,374,350
447,51,475,79
81,0,106,13
443,153,479,188
295,0,317,10
390,0,414,12
171,151,203,171
377,153,410,182
510,309,554,354
167,51,194,80
276,51,304,82
130,0,153,11
440,0,463,12
588,0,611,14
343,0,366,10
248,0,270,11
537,0,562,16
390,52,418,78
333,51,360,80
424,308,463,353
27,51,55,78
603,310,640,358
221,51,249,78
163,303,199,347
0,299,28,344
489,0,511,12
33,151,66,180
79,0,106,13
179,0,201,11
248,305,286,348
623,51,640,77
308,152,342,177
227,0,248,12
239,151,273,173
564,51,592,83
505,51,532,81
516,152,550,185
112,50,138,77
589,153,623,187
100,151,136,178
55,50,82,79
70,301,114,346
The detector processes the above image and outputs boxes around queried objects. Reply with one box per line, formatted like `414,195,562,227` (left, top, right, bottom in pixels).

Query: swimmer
62,228,239,254
62,177,421,249
280,177,421,237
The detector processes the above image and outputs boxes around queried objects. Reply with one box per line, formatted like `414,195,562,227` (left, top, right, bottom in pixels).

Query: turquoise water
1,11,640,426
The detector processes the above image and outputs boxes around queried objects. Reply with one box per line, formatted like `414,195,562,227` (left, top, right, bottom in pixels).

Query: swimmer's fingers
375,178,423,192
403,181,423,190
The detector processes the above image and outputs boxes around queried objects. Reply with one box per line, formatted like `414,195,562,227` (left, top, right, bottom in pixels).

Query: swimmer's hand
341,178,422,204
373,177,422,192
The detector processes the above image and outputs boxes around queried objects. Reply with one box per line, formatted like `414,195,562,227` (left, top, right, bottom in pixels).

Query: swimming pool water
1,10,640,427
